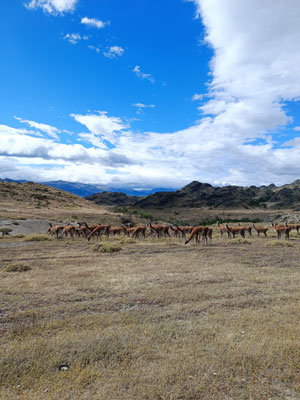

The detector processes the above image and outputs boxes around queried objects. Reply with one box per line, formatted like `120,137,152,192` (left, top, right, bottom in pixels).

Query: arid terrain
0,182,300,400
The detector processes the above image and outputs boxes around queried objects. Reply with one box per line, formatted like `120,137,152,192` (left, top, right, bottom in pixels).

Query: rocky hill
86,180,300,210
86,191,139,206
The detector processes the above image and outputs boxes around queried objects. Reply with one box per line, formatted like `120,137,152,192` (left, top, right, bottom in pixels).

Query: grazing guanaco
252,224,268,237
225,224,246,238
75,224,91,238
185,226,209,245
272,223,291,240
217,221,230,238
62,224,76,239
285,222,300,234
47,223,64,239
131,226,147,239
174,224,193,239
87,224,111,241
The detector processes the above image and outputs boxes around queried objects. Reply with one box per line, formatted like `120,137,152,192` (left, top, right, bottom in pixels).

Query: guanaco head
49,222,52,227
252,223,256,228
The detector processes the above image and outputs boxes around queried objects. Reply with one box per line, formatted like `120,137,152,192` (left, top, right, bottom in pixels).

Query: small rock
58,364,69,371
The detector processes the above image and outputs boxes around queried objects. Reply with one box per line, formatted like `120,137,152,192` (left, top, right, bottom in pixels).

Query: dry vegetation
0,226,300,400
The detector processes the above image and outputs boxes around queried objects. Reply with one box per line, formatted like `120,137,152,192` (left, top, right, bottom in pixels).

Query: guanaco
285,222,300,234
252,224,268,237
185,226,209,245
109,226,123,236
225,224,246,238
147,222,170,239
62,224,76,239
174,224,193,239
122,226,136,237
169,225,181,238
272,223,291,240
237,222,252,237
47,223,64,239
217,221,230,238
131,226,147,239
87,224,111,241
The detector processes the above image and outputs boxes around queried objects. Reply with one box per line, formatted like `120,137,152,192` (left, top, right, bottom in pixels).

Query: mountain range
0,179,172,198
86,180,300,210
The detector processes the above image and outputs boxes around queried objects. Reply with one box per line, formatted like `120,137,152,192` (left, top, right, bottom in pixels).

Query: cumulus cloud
81,17,107,29
64,33,82,45
25,0,78,15
104,46,125,59
132,66,155,83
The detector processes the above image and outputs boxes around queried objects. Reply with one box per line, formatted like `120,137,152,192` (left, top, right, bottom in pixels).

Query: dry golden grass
0,227,299,400
22,234,52,242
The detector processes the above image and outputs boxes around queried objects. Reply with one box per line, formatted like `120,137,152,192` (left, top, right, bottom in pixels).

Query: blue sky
0,0,299,188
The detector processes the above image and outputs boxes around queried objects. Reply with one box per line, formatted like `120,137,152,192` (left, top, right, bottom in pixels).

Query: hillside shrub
23,234,51,242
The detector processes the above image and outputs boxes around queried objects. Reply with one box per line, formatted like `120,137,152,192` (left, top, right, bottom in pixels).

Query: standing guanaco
225,224,246,238
252,224,268,237
272,223,291,240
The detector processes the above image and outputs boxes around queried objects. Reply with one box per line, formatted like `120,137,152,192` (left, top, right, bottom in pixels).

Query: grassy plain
1,226,300,400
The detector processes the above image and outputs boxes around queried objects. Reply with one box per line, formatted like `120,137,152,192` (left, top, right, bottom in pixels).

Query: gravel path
0,219,62,236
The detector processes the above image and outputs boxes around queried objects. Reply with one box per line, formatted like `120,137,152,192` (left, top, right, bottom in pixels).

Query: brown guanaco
272,223,291,240
174,224,193,239
47,223,64,239
252,224,268,237
185,226,209,245
217,221,230,238
225,224,246,238
147,222,170,239
87,224,111,241
285,222,300,234
131,226,147,239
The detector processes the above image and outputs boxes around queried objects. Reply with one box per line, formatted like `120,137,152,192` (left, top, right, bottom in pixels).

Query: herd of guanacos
47,220,300,244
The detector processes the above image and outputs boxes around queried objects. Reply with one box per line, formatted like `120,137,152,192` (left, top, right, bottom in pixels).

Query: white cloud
71,112,129,147
88,45,100,53
104,46,125,59
192,93,203,101
133,66,155,83
25,0,78,15
3,1,300,187
132,103,155,114
81,17,107,29
15,117,62,140
293,126,300,131
64,33,82,45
